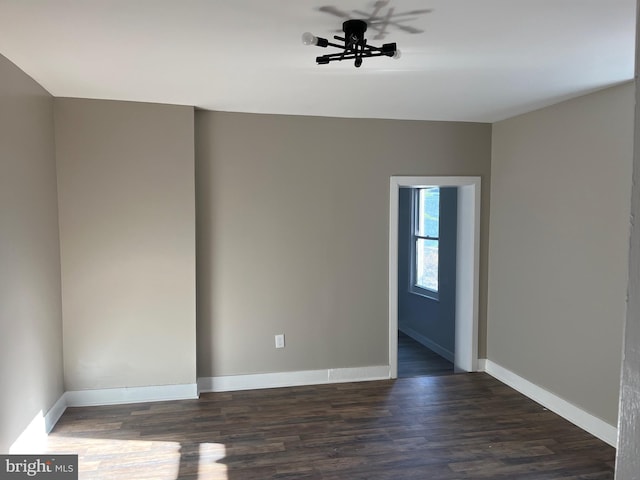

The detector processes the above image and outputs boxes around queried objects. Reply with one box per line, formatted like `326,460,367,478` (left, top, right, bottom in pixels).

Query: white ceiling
0,0,635,122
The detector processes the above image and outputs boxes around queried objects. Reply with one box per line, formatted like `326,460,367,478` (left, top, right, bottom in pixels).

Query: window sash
415,238,439,292
411,188,439,299
415,188,439,238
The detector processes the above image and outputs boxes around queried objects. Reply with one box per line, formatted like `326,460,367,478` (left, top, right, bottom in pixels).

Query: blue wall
398,187,457,360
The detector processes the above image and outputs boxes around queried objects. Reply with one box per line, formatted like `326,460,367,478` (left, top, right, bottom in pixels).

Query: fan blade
354,10,433,20
362,13,425,35
353,10,379,20
392,24,423,34
405,9,433,15
318,6,350,18
368,1,387,20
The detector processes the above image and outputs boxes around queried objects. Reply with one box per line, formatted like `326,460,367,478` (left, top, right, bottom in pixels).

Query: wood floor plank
46,374,614,479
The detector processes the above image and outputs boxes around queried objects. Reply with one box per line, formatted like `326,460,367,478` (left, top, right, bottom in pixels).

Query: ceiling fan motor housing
343,19,367,48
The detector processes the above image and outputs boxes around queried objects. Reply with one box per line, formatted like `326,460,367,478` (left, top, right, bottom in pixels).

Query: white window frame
410,187,439,301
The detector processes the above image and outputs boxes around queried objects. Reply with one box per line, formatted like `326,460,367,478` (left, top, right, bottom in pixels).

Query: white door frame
389,176,481,377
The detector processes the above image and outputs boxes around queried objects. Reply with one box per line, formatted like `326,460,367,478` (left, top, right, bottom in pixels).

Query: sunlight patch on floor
198,443,228,478
41,437,228,480
10,410,47,454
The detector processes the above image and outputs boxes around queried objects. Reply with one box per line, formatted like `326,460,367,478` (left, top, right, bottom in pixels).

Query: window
411,187,439,299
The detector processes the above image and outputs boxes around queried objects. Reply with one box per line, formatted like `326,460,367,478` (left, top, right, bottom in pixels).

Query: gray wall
488,83,634,426
54,98,197,391
195,111,491,377
615,3,640,474
398,187,457,359
0,55,64,452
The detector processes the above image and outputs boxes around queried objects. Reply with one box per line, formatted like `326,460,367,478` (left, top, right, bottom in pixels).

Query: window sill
409,286,439,301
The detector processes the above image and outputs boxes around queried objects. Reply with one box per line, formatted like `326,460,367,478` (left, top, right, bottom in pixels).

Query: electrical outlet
275,334,285,349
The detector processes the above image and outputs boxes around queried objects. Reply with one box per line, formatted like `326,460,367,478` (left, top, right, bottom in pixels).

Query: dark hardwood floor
398,331,454,378
46,374,615,479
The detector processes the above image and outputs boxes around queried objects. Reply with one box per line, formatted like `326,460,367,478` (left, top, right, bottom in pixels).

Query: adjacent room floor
45,374,615,479
397,331,454,378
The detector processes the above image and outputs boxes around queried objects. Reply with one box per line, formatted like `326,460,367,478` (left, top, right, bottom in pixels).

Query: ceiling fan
302,18,400,68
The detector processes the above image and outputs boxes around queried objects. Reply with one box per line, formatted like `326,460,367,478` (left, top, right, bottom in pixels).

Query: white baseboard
10,393,67,453
483,360,617,447
45,393,68,433
65,383,198,407
399,326,454,362
198,365,391,393
477,358,487,372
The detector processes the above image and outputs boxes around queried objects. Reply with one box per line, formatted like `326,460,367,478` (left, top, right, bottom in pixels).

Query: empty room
1,1,639,478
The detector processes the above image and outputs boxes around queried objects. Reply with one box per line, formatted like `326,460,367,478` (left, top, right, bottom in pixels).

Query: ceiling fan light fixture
301,31,317,45
302,19,400,68
302,32,329,47
381,42,396,56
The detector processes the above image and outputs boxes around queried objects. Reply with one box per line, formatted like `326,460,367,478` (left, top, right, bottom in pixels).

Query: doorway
397,186,457,377
388,176,481,378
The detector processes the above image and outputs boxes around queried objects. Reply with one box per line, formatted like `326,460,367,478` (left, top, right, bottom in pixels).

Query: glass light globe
301,32,317,46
